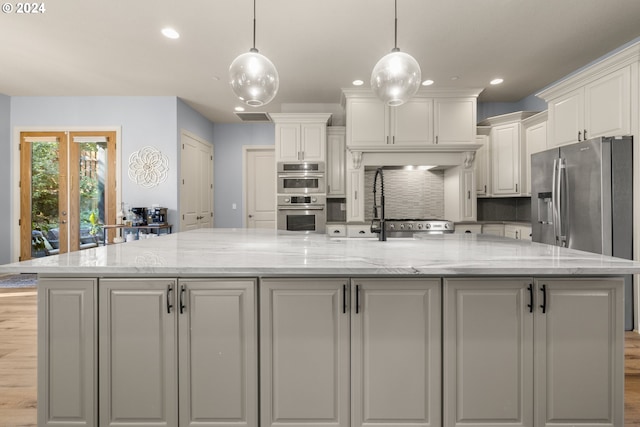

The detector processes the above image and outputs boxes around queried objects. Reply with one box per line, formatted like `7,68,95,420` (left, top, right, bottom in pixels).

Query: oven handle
277,206,325,211
278,173,325,178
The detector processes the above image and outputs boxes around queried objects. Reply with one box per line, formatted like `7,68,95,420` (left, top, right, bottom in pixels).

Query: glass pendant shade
371,49,421,106
229,48,279,107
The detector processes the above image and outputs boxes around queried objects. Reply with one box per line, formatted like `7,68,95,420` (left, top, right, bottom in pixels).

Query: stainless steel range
385,219,455,238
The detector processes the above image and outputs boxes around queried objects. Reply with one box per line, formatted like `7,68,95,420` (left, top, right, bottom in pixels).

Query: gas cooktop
384,219,455,234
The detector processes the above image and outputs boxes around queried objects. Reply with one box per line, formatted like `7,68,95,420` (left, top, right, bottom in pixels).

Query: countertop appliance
277,195,326,233
130,207,147,226
277,162,325,194
531,135,633,330
147,207,168,225
385,219,455,238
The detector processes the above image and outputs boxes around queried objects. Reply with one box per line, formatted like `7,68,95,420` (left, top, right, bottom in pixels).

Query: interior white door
244,147,275,229
181,131,213,231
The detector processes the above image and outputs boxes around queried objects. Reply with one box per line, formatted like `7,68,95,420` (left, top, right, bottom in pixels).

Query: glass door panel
20,130,117,260
20,132,68,260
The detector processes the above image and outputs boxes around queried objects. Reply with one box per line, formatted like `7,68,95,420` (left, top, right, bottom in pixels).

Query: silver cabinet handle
578,130,582,142
354,190,358,200
584,129,587,140
435,135,439,144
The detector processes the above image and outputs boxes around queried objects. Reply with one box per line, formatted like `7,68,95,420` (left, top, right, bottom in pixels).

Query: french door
20,131,117,260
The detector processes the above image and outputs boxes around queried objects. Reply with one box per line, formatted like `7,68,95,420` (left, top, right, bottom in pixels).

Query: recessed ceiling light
161,28,180,39
352,80,364,86
422,79,434,86
490,78,504,85
450,76,459,81
212,75,221,81
235,106,245,112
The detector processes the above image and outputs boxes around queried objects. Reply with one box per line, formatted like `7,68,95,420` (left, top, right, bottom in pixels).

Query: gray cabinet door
178,279,257,427
99,279,178,427
38,278,96,427
534,278,623,427
444,278,534,427
260,278,350,427
351,278,441,427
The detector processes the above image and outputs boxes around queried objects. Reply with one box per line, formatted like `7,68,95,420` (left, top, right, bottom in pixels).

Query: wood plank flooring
1,288,639,427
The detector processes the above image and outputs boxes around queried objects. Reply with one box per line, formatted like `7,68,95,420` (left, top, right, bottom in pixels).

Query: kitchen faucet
371,167,386,241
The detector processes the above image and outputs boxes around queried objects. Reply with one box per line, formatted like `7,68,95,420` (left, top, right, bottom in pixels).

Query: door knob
248,214,253,218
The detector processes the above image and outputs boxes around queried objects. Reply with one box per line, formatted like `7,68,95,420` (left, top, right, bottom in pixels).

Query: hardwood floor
0,288,37,427
0,288,639,427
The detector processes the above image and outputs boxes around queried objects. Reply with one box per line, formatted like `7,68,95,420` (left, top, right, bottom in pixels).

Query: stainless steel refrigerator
531,135,634,330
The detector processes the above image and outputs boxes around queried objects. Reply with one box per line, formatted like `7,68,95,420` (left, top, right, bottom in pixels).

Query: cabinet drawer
455,224,483,234
347,224,376,238
482,224,505,237
327,225,346,237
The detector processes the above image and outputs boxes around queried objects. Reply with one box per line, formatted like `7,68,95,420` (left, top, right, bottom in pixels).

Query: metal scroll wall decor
128,146,169,188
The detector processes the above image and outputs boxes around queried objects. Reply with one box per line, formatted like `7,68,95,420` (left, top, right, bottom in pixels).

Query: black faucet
370,167,386,241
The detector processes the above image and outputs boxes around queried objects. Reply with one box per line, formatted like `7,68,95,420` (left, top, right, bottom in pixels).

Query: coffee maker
130,207,147,226
147,207,168,225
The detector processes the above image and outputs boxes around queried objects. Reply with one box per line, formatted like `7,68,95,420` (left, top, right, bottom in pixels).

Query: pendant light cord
252,0,257,51
393,0,399,52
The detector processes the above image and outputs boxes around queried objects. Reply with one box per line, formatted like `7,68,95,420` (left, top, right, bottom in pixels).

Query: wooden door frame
12,127,122,262
242,145,275,228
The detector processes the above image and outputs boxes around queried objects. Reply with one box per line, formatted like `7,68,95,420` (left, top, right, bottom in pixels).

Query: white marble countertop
1,228,639,277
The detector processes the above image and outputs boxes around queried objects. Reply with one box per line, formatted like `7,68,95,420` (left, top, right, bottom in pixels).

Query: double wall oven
277,162,326,233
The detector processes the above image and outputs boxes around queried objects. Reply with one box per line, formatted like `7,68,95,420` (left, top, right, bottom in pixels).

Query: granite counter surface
1,228,639,277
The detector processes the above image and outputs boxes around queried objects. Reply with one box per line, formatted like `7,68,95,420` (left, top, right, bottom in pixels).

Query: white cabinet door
300,123,326,161
327,127,346,196
475,134,490,196
391,98,434,145
462,168,476,221
351,279,441,427
99,279,178,427
444,278,534,427
347,97,389,146
504,224,519,239
38,279,96,427
276,124,301,162
548,89,584,147
524,121,547,196
534,278,624,427
347,168,364,222
492,123,521,195
260,279,350,427
584,66,631,139
178,279,257,427
434,98,476,144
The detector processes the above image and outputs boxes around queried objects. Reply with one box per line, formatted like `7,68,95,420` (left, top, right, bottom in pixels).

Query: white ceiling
1,0,640,123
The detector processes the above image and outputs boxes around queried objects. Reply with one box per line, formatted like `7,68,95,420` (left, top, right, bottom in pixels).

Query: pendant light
370,0,421,106
229,0,279,107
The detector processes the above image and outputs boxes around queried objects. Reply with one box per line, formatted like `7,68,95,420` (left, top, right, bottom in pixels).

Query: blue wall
0,94,10,265
212,123,274,227
11,96,180,221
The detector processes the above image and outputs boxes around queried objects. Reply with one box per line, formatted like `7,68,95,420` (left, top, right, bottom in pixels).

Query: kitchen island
2,228,638,427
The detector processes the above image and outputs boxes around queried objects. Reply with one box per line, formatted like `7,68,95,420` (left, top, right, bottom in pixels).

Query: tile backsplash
364,169,444,220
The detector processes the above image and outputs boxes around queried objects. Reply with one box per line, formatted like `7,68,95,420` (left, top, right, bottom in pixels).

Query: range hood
348,143,481,170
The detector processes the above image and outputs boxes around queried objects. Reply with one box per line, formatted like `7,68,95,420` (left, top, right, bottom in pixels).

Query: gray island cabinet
3,229,638,427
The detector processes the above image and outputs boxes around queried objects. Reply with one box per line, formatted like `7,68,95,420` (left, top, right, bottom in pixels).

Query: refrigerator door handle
557,158,567,247
552,158,560,245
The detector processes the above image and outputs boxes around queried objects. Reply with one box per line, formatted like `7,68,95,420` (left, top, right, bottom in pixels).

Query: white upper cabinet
271,113,332,162
342,88,481,148
327,127,346,196
491,122,521,196
537,44,638,148
433,97,477,144
475,127,491,196
546,67,631,147
345,95,432,146
522,111,548,196
479,111,539,198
